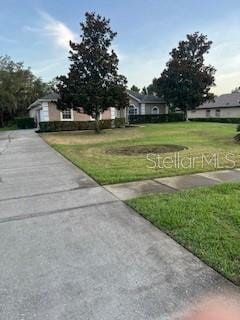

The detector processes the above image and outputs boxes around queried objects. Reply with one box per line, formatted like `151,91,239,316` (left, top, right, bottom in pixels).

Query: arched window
152,106,159,115
129,105,138,115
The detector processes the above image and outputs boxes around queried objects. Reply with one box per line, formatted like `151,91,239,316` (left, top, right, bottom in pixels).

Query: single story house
188,92,240,119
28,91,167,125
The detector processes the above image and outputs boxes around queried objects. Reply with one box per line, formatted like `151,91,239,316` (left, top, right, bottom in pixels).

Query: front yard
127,182,240,285
41,122,240,185
42,122,240,285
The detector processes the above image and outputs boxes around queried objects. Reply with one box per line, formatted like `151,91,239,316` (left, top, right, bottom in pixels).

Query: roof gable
198,93,240,109
127,90,164,103
28,92,59,109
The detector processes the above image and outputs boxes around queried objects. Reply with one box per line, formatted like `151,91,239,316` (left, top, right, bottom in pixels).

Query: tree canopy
146,78,158,95
232,87,240,93
130,85,140,93
0,55,49,126
155,32,216,119
56,12,128,132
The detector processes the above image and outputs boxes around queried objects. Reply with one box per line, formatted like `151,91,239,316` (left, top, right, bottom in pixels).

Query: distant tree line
0,56,51,127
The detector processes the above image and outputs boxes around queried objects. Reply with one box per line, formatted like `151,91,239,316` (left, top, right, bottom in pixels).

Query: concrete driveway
0,130,236,319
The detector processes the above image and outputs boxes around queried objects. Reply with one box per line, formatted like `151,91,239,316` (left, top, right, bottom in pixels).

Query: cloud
205,14,240,94
0,35,16,43
32,57,67,75
24,11,77,50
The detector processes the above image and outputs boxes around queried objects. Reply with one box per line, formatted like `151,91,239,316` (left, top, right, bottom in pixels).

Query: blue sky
1,0,240,94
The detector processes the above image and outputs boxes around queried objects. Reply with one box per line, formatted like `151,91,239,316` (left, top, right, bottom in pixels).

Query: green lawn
0,124,17,131
127,183,240,285
41,122,240,184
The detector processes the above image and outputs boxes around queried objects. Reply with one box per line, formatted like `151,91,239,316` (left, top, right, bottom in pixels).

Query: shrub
128,113,184,124
15,117,35,129
190,118,240,124
39,118,125,132
234,124,240,142
168,113,185,122
114,117,126,127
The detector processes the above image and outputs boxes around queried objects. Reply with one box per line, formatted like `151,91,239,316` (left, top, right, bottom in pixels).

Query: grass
41,122,240,184
127,182,240,285
0,124,18,131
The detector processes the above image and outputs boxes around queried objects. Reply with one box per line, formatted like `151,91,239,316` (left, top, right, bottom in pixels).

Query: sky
1,0,240,95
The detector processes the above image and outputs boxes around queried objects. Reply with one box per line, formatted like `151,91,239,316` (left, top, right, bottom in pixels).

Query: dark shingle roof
127,90,165,103
198,93,240,109
28,92,59,109
40,92,59,101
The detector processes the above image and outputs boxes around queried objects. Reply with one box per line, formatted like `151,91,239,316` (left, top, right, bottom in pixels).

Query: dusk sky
1,0,240,95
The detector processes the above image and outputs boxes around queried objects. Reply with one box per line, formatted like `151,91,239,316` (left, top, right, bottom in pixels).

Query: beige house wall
101,109,112,120
48,102,61,121
48,102,112,121
188,107,240,119
30,98,167,123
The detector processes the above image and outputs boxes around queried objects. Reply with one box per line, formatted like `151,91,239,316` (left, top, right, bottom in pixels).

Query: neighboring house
28,91,167,125
188,93,240,119
126,90,168,116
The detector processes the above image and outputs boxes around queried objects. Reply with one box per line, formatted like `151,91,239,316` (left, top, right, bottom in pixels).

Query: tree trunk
0,111,4,128
95,112,101,134
184,108,189,121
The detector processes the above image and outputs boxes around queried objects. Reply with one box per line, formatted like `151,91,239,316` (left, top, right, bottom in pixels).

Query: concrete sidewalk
104,169,240,200
0,130,238,320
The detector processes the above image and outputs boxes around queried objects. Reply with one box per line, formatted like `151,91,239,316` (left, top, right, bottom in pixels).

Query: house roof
29,90,165,110
28,92,59,109
198,92,240,109
127,90,165,103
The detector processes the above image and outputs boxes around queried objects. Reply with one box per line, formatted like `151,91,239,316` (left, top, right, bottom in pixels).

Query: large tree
155,32,216,120
130,85,140,93
0,56,49,127
146,78,158,95
56,12,128,133
232,86,240,93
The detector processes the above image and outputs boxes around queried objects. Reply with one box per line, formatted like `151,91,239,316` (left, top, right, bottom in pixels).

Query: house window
152,106,159,115
215,109,221,117
129,105,138,115
206,109,211,117
61,109,73,121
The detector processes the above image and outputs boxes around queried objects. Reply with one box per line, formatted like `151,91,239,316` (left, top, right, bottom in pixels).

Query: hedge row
15,117,35,129
128,113,185,124
189,118,240,124
39,118,126,132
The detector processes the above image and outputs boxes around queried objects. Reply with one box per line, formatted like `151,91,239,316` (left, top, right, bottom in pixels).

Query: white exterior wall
110,107,116,119
29,108,37,118
140,103,145,115
29,102,49,124
188,107,240,119
40,102,49,121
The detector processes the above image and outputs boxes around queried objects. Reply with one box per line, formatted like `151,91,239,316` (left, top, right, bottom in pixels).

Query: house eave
127,93,142,103
28,98,58,110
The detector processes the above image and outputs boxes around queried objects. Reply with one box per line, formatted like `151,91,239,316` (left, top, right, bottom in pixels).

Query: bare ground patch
106,144,187,156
